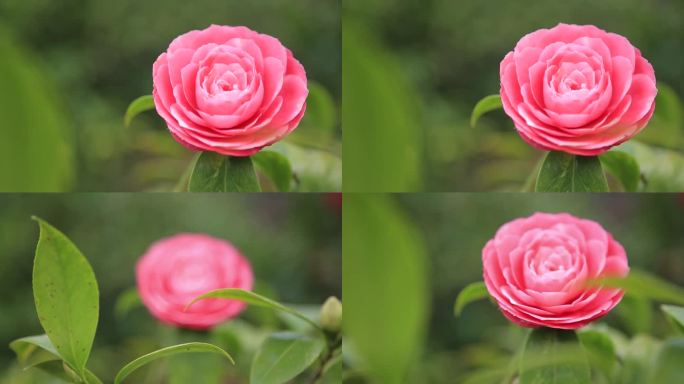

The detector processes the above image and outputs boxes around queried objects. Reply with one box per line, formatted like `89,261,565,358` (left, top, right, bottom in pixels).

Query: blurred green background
344,193,684,383
343,0,684,191
0,193,341,382
0,0,340,191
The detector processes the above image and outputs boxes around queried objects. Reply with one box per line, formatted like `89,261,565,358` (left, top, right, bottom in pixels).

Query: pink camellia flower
482,212,629,329
153,25,308,156
500,24,657,156
136,234,253,330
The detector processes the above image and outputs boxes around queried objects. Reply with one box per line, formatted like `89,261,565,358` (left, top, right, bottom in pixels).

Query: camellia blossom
136,234,253,329
482,212,629,329
153,25,308,156
500,23,657,156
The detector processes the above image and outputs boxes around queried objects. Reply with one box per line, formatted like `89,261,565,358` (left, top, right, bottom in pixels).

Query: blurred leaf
187,152,261,192
252,150,293,192
250,332,325,384
616,292,653,335
600,150,640,192
293,81,336,144
319,352,342,384
454,281,489,317
343,21,422,192
520,328,590,384
187,288,320,330
536,152,608,192
635,83,683,148
114,342,233,384
616,141,684,191
470,95,502,128
344,195,428,383
590,269,684,306
267,142,341,191
32,217,99,378
10,335,101,383
0,27,73,191
168,348,224,384
578,329,617,380
124,95,155,127
620,334,661,384
650,338,684,384
114,288,142,319
662,305,684,334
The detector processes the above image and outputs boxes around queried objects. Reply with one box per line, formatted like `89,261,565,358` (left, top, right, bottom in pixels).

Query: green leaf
266,142,341,191
250,332,325,384
519,328,590,384
578,329,617,379
633,82,683,149
10,335,61,368
650,338,684,383
124,95,155,127
616,292,653,334
252,150,293,191
662,305,684,334
589,269,684,306
344,195,428,383
187,152,261,192
454,281,489,316
470,95,503,127
114,342,233,384
10,335,102,383
0,27,73,191
600,150,641,191
620,334,661,384
114,288,142,319
187,288,320,330
32,217,99,378
615,141,684,192
343,21,422,192
294,81,336,143
535,151,608,192
319,352,342,384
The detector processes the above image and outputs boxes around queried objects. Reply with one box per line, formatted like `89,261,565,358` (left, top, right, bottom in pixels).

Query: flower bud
320,296,342,332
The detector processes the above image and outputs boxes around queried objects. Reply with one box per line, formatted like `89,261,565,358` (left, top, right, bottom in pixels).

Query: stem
309,332,342,384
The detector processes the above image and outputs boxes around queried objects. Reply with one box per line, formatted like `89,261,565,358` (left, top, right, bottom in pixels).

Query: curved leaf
32,217,99,378
650,338,684,383
662,305,684,334
124,95,155,127
10,334,101,383
454,281,489,317
0,27,73,191
520,328,590,384
615,141,684,192
470,95,503,127
10,335,60,367
114,342,233,384
343,21,422,192
188,152,261,192
589,269,684,306
600,150,641,191
344,195,428,383
252,150,293,191
295,81,336,142
578,329,617,379
536,151,608,192
250,332,325,384
187,288,320,330
266,142,341,191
